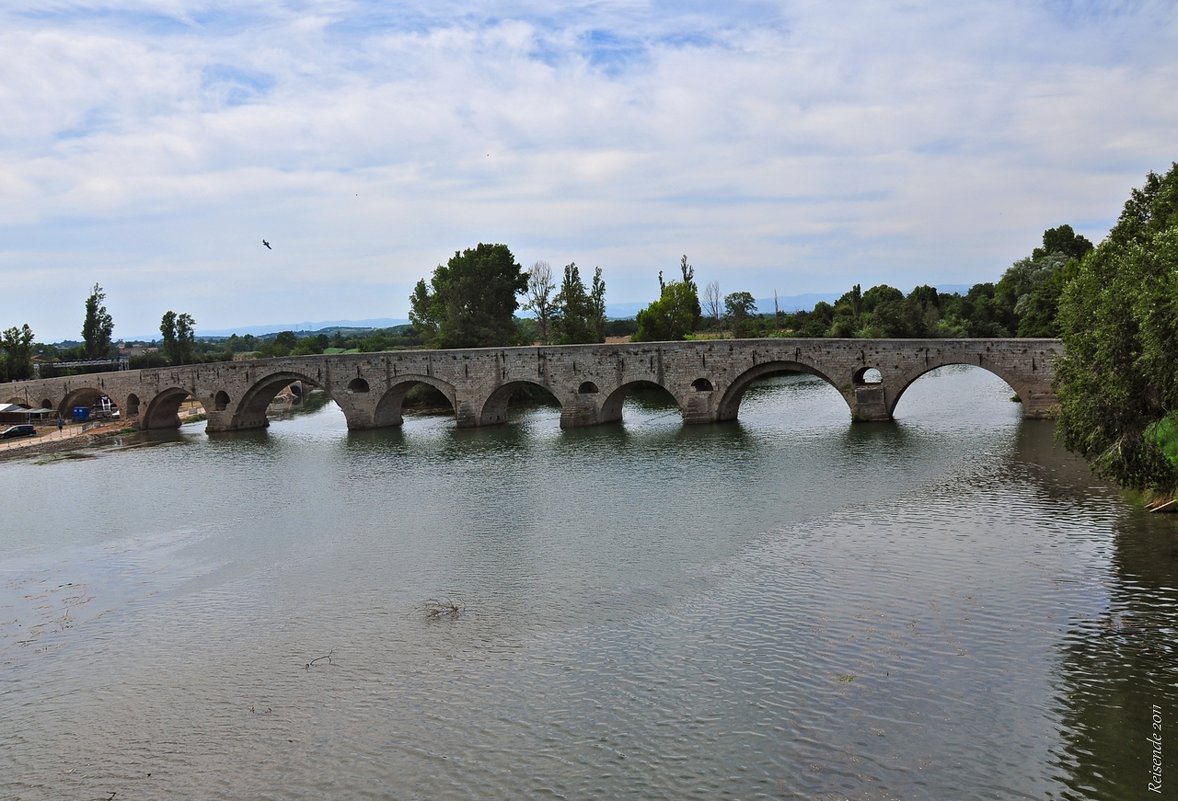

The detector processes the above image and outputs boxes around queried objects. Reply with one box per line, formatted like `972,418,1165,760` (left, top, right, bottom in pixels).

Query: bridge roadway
4,338,1061,434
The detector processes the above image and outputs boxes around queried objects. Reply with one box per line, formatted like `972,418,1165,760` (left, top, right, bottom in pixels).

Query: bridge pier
851,385,892,422
454,398,482,428
682,391,716,425
559,396,605,428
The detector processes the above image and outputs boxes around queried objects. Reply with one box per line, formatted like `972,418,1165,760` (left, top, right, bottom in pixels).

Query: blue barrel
72,406,90,422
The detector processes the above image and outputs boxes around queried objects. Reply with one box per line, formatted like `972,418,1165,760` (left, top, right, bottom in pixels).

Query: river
2,366,1176,800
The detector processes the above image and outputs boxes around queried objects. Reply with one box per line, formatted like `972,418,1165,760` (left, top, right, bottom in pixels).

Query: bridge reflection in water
4,338,1061,434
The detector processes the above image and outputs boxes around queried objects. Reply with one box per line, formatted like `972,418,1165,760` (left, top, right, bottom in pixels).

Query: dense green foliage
724,291,757,338
0,324,35,381
1055,164,1178,494
81,283,114,358
551,263,607,344
634,256,702,342
697,225,1091,341
409,243,528,348
159,311,197,365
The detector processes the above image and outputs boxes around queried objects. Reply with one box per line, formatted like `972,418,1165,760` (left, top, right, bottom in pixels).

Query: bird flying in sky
262,239,271,249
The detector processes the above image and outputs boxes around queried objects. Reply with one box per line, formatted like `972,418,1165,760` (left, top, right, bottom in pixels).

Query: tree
408,279,437,343
160,311,197,365
634,280,699,342
552,263,595,344
1,324,35,381
1012,253,1073,337
523,261,556,344
959,282,1008,337
159,311,177,362
798,301,834,337
724,291,757,338
81,283,114,358
858,284,906,337
589,267,608,343
1033,224,1093,261
292,333,326,356
258,330,299,358
828,284,862,337
990,226,1095,338
902,284,942,338
1055,163,1178,494
702,280,722,329
678,254,702,329
409,243,528,348
549,263,607,345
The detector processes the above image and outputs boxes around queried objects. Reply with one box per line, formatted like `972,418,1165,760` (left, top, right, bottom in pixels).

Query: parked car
2,424,37,439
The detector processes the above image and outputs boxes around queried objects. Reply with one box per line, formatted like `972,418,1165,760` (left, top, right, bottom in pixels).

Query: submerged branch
305,649,334,669
424,598,464,620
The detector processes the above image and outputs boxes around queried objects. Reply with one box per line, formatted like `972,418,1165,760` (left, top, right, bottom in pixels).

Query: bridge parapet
2,338,1061,434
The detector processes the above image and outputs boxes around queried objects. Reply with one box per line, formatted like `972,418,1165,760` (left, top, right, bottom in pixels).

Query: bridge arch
887,361,1032,418
142,387,203,431
854,366,883,385
478,380,563,426
716,361,848,422
231,371,337,431
373,376,457,428
599,379,685,425
58,387,115,421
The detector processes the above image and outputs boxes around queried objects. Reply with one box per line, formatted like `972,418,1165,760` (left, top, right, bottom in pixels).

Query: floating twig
305,649,334,669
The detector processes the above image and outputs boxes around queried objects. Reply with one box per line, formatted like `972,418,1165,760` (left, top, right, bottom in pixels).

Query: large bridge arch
599,379,686,425
230,370,339,431
58,387,117,421
141,387,203,431
886,360,1035,418
715,361,849,422
477,380,564,427
372,375,458,428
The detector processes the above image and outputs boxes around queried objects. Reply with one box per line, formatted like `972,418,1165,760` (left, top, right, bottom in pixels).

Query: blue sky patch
200,65,276,107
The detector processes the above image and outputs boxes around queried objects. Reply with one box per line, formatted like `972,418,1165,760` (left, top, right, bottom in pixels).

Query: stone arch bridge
4,338,1061,434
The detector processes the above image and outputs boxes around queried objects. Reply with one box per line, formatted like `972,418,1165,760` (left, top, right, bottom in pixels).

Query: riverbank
0,420,136,462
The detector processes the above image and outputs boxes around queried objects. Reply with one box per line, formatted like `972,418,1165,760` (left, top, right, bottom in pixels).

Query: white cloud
1,0,1176,339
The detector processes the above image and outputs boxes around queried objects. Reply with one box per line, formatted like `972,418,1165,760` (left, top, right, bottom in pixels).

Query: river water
2,367,1176,800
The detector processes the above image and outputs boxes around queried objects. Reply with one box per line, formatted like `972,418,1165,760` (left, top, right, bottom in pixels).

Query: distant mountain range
189,285,975,339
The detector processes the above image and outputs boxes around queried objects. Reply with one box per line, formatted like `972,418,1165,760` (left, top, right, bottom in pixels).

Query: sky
1,1,1176,342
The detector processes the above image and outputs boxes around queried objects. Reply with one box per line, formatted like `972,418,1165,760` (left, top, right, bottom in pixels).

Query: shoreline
0,421,138,462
